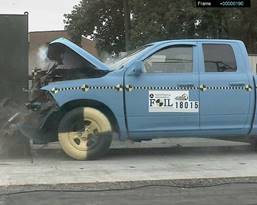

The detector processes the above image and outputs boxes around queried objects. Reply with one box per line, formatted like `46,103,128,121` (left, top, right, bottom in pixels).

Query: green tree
64,0,257,54
64,0,125,55
130,0,200,48
237,1,257,53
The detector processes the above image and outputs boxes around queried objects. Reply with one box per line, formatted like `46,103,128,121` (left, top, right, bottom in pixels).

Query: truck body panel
197,41,255,136
41,70,128,139
124,43,200,138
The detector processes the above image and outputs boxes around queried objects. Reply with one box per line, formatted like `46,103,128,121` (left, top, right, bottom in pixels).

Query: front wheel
58,107,112,160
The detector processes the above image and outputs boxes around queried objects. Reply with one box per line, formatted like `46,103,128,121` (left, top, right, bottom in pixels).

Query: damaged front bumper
19,93,61,144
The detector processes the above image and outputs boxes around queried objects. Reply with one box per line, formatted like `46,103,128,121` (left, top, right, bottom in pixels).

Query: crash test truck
23,38,257,160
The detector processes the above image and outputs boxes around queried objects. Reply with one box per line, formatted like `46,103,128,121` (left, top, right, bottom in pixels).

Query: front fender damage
20,92,63,144
19,37,112,144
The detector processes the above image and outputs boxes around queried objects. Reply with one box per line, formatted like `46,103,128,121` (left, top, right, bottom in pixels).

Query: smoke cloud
36,46,51,70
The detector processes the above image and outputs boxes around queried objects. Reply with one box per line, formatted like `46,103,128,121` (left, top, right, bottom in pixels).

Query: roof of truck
150,39,244,46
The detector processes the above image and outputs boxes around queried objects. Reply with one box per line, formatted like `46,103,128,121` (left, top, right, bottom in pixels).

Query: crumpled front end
21,38,112,144
20,89,62,144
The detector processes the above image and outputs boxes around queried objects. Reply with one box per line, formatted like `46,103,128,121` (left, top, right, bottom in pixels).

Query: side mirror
130,61,143,76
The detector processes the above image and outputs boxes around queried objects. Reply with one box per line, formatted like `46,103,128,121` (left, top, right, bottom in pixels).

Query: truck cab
124,40,254,138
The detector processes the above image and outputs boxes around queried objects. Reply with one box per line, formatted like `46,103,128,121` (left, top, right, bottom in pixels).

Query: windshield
109,45,151,70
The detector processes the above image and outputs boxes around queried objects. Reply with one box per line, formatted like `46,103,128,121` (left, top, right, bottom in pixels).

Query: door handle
229,82,245,87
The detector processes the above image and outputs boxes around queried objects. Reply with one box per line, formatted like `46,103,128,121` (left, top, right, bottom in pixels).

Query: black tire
58,107,112,160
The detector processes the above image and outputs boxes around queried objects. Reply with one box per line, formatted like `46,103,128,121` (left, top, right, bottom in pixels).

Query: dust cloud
0,100,30,158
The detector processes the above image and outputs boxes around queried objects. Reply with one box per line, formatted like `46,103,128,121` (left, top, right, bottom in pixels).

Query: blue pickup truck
25,38,257,160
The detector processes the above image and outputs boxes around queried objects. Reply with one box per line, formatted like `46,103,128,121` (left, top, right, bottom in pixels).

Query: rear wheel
58,107,112,160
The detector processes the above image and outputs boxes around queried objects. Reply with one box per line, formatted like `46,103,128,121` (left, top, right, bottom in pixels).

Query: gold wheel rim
68,119,101,151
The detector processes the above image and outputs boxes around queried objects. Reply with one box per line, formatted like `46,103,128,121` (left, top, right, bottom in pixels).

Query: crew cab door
199,42,253,135
124,44,200,138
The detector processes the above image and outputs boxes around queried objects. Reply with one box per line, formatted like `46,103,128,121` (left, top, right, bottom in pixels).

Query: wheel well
42,99,120,143
60,99,120,133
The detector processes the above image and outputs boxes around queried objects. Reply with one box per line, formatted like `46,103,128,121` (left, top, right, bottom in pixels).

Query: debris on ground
0,98,31,158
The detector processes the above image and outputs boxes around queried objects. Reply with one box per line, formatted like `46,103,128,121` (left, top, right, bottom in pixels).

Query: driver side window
143,46,193,73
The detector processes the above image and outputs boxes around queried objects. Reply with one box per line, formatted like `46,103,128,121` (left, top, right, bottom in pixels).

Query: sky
0,0,81,31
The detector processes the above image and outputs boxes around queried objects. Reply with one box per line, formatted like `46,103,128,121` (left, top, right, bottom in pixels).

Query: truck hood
47,37,111,71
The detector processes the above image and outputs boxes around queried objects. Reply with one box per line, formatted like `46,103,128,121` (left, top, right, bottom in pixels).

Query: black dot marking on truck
81,84,89,92
59,87,81,92
245,85,252,92
128,85,252,92
115,84,123,91
50,88,60,94
203,85,251,91
199,84,207,92
49,84,253,95
125,85,133,92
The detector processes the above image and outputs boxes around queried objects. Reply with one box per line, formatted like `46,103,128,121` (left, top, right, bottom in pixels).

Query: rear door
125,44,200,138
199,42,253,135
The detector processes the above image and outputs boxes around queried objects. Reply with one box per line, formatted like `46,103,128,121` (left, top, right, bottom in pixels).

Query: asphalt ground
1,178,257,205
0,138,257,204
